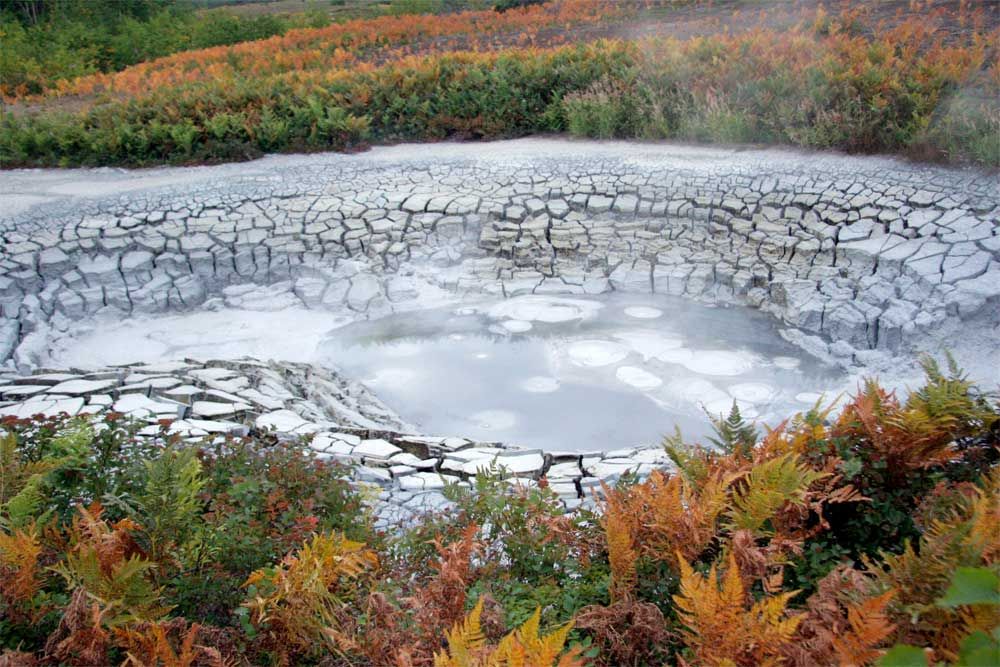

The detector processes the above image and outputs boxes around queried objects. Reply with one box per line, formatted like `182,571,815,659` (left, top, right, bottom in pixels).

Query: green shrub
1,10,997,167
494,0,546,13
0,1,305,98
0,412,370,635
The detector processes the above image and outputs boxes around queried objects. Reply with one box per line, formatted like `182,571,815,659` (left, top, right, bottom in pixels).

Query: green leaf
4,475,46,527
937,567,1000,608
955,630,999,667
877,645,927,667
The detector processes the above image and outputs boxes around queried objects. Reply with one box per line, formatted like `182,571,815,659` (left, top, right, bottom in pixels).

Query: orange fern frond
116,619,231,667
42,588,113,666
492,607,578,667
674,552,801,667
242,532,378,660
604,508,637,603
830,590,897,667
865,470,1000,662
0,528,43,607
606,469,732,565
434,601,583,667
434,597,487,667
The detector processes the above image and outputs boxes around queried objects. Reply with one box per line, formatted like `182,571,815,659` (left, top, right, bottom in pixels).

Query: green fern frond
911,353,997,430
708,401,758,459
48,419,93,461
4,474,48,529
663,426,711,485
56,549,167,623
726,453,827,535
135,446,206,564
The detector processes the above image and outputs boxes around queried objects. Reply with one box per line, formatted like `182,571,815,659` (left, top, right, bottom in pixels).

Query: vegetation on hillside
1,1,996,168
0,0,337,99
1,358,997,665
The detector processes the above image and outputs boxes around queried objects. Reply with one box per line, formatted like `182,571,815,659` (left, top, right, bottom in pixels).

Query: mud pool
7,138,998,458
320,295,847,450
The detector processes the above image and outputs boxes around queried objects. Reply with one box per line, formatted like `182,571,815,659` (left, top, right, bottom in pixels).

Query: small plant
707,402,759,459
242,532,378,661
434,598,584,667
673,551,802,666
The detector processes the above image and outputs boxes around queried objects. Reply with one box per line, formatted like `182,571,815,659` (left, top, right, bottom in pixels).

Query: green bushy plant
0,0,313,98
494,0,546,13
2,365,999,663
0,413,371,642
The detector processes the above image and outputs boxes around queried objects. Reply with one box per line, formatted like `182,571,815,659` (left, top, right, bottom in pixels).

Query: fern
115,620,229,667
0,431,53,528
134,446,206,566
1,421,92,529
0,527,44,618
726,453,827,536
830,590,897,666
434,601,583,667
604,509,637,603
242,531,378,660
708,402,759,459
674,551,801,667
3,473,47,529
783,565,895,666
605,469,732,565
331,525,483,667
492,607,578,667
0,431,24,503
46,419,93,461
53,505,169,624
42,587,114,666
575,599,671,666
910,354,998,437
60,550,163,620
409,523,482,655
866,470,1000,662
835,358,999,478
434,597,487,667
663,426,712,485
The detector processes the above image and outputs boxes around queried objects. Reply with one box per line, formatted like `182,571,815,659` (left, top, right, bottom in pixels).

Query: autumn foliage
2,2,997,167
6,0,620,103
0,354,997,667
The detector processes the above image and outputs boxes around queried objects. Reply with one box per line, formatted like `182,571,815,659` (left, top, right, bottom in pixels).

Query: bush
1,363,998,664
0,0,316,98
494,0,547,13
4,5,997,167
0,414,370,655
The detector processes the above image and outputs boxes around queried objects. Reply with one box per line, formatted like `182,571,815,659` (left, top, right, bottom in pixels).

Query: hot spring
319,294,847,451
8,140,998,462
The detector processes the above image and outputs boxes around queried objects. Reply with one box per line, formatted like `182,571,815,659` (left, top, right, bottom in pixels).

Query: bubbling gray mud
321,294,846,450
3,139,998,523
3,139,998,457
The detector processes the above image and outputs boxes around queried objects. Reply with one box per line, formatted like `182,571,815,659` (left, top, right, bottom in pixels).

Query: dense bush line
562,9,1000,166
1,357,998,665
3,0,615,102
0,0,335,99
1,5,997,168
